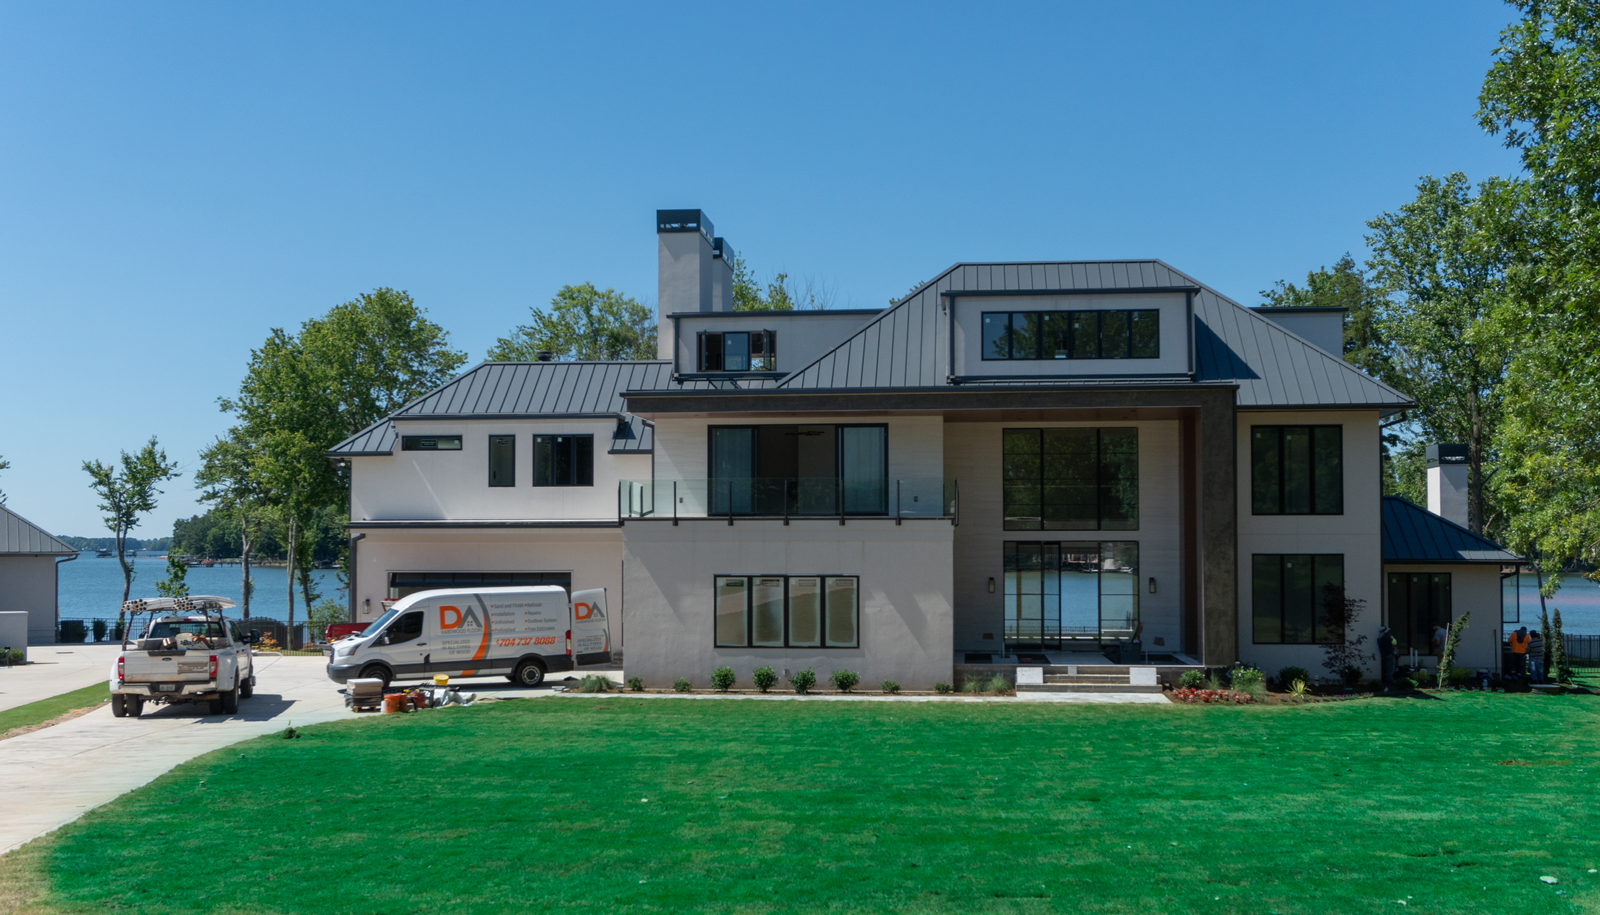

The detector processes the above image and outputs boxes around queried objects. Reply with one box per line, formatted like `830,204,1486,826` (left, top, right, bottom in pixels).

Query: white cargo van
325,586,609,688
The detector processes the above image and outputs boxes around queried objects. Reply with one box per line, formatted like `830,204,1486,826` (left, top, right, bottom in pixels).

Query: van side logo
574,601,605,621
440,605,483,631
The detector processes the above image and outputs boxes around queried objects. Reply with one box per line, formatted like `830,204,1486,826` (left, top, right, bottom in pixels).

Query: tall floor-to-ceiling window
708,424,887,515
1003,541,1138,648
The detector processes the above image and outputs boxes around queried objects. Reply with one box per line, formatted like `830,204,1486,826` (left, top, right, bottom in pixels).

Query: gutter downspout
54,552,78,645
347,533,365,624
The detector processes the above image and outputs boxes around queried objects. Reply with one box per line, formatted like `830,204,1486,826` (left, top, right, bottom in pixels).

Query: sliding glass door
1003,541,1139,650
709,423,887,516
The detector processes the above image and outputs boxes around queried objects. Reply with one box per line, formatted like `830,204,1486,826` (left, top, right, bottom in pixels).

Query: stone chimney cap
1425,444,1469,466
656,209,713,241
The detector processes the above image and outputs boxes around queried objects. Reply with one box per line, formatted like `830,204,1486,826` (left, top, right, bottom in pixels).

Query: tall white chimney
1426,444,1470,527
656,209,715,359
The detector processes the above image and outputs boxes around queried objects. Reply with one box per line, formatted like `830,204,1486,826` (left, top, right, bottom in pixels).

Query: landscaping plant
1317,583,1370,684
673,678,692,693
626,676,644,692
578,675,611,693
1551,608,1570,685
1178,669,1205,689
787,668,816,695
986,674,1014,696
710,666,736,692
828,669,859,693
960,676,986,694
1228,667,1266,702
751,666,778,693
1288,678,1309,702
933,681,952,694
1276,666,1311,690
880,680,901,695
1437,612,1472,688
1203,672,1223,691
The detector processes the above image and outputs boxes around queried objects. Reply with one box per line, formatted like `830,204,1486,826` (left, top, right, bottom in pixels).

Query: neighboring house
0,504,78,645
329,209,1521,688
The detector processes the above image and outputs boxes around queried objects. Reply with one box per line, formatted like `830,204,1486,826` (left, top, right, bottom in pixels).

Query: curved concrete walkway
0,645,123,713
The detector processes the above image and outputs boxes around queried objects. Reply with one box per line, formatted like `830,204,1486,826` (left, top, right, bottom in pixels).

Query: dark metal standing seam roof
0,505,77,555
327,361,679,457
768,260,1411,410
1382,497,1521,564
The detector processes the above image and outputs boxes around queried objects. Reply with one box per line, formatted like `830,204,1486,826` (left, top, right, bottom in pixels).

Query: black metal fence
1563,634,1600,670
56,617,311,651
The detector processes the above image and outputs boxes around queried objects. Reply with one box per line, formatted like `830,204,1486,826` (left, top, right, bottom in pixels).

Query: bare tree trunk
285,516,297,650
240,521,254,620
117,529,133,605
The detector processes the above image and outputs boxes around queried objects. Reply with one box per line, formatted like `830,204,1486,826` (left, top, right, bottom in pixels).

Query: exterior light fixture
1148,577,1157,594
988,577,996,593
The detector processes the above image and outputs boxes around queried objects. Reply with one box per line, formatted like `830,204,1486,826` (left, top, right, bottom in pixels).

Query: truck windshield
147,620,229,644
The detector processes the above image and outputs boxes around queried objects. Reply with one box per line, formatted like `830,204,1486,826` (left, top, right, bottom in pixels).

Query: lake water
1504,572,1600,633
59,552,346,622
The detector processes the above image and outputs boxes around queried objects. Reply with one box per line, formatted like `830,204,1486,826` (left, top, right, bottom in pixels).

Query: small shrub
58,620,87,644
1178,669,1205,689
92,619,108,642
960,676,986,694
673,678,693,693
256,636,281,652
934,682,953,694
577,675,611,693
1204,672,1223,691
1446,666,1474,687
1338,664,1364,688
1172,688,1252,705
1276,666,1311,690
1288,678,1309,701
752,666,778,693
986,674,1014,696
829,669,860,693
880,680,901,694
1229,667,1267,701
626,676,644,692
710,666,736,692
788,668,817,695
2,648,24,665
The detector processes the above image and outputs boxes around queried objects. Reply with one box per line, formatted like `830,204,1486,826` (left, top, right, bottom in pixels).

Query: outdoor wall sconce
1148,577,1157,594
988,577,996,593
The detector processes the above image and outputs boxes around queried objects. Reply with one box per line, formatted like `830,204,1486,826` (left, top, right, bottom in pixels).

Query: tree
727,252,834,312
488,283,655,361
1260,254,1398,385
0,453,8,504
1478,2,1600,579
1436,612,1471,688
155,552,189,598
1365,173,1517,536
1318,584,1371,685
82,437,181,606
195,432,269,619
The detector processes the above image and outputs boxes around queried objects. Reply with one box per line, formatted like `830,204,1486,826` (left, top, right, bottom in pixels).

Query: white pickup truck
109,596,256,719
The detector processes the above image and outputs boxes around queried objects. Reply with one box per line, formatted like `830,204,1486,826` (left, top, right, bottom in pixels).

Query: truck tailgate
123,651,212,683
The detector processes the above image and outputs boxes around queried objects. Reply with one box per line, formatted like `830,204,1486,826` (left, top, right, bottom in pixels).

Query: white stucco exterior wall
622,519,954,689
349,419,650,522
1236,410,1385,680
0,555,59,645
1383,563,1505,673
944,419,1184,654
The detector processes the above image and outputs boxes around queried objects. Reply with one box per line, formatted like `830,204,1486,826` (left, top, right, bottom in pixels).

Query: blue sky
1,1,1524,537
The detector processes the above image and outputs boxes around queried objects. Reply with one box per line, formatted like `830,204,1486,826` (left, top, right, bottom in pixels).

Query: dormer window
982,310,1159,361
698,330,776,372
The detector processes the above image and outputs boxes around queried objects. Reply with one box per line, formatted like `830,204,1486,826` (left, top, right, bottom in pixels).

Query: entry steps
1015,665,1163,694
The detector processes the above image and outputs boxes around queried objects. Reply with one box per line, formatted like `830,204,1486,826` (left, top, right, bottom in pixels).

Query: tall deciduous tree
1478,1,1600,579
196,432,269,619
727,252,834,312
1260,254,1397,385
488,283,655,361
83,437,181,606
1364,173,1516,536
0,453,9,504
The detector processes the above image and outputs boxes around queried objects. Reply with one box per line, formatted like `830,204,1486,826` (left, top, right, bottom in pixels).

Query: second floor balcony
619,478,957,522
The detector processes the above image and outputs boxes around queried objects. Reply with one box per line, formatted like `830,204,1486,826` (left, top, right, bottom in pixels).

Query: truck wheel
111,694,127,718
359,664,392,689
512,659,546,687
126,697,143,718
208,695,225,715
240,674,253,699
221,684,239,715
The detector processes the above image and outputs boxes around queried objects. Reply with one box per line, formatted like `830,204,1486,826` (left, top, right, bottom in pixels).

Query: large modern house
329,209,1519,688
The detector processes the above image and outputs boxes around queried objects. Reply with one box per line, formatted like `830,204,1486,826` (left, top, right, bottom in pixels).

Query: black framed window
714,575,858,648
982,310,1158,361
401,435,462,451
699,330,776,371
1003,428,1137,530
488,435,515,487
533,435,594,487
1003,541,1138,648
1251,426,1342,514
1252,554,1345,644
708,424,886,515
1388,572,1451,655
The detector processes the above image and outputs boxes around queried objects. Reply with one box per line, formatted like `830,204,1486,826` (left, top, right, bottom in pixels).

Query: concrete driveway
0,656,618,856
0,645,123,712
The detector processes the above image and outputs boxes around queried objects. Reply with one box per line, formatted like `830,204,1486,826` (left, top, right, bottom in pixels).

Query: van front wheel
513,660,546,688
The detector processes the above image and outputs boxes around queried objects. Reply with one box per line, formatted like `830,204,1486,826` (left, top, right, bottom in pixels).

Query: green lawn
10,692,1600,914
0,684,107,738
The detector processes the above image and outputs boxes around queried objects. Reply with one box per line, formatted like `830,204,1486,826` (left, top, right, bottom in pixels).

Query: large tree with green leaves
195,431,270,618
488,283,655,361
1364,173,1517,536
0,453,9,504
83,437,181,606
1260,254,1397,384
1478,1,1600,578
726,252,834,312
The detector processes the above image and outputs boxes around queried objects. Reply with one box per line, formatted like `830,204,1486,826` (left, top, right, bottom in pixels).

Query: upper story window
1251,426,1342,515
708,424,886,515
699,330,776,372
983,310,1158,361
1003,428,1138,531
533,435,594,487
489,435,515,487
401,435,462,451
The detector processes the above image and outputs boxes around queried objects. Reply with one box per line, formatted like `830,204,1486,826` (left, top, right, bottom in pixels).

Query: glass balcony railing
619,478,958,520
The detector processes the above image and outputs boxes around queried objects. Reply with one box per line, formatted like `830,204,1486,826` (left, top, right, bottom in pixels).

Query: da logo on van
439,605,483,631
574,601,605,621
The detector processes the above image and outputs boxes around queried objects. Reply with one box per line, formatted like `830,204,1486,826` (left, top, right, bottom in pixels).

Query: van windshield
364,608,399,634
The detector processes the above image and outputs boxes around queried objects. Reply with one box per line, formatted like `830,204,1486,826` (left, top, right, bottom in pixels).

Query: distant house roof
327,361,676,457
770,260,1411,410
1382,497,1521,564
0,505,77,555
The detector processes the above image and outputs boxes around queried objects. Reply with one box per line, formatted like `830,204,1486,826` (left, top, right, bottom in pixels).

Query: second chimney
1426,444,1470,528
656,209,715,359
